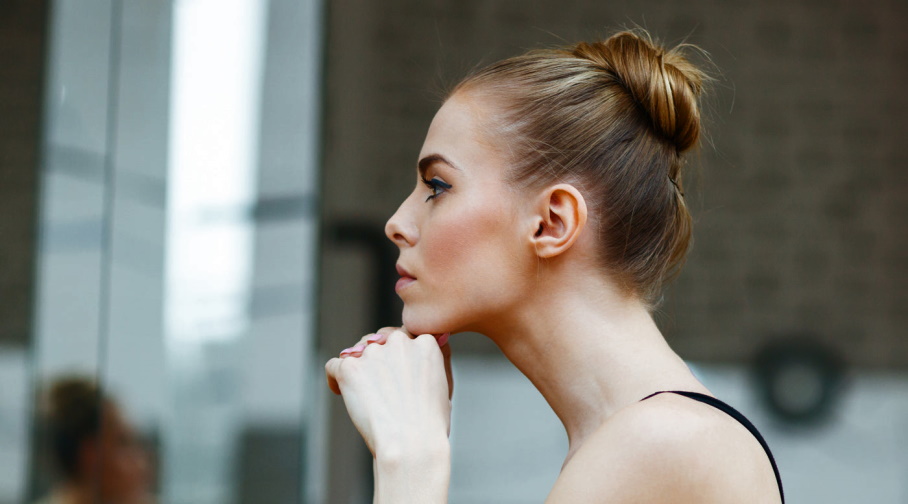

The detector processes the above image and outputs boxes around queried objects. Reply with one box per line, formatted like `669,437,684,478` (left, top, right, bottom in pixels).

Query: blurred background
1,0,906,502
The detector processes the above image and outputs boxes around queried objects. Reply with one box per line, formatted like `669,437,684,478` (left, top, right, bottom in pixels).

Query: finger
342,326,401,357
339,343,366,358
359,326,398,347
324,358,342,395
410,333,453,399
350,334,377,349
361,331,387,347
386,329,412,345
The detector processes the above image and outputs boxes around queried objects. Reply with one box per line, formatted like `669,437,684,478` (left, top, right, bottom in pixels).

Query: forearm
373,440,451,504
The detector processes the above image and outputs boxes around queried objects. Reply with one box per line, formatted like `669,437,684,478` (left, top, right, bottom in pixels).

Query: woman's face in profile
385,92,535,335
81,404,152,502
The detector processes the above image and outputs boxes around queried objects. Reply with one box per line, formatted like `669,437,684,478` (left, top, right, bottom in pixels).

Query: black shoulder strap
641,390,785,503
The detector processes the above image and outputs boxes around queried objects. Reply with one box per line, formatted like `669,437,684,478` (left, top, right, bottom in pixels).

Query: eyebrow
417,153,461,178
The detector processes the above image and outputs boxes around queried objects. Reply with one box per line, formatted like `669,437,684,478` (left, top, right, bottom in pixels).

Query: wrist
375,439,450,504
376,434,450,463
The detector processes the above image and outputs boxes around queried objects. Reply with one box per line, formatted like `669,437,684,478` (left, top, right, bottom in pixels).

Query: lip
395,263,416,293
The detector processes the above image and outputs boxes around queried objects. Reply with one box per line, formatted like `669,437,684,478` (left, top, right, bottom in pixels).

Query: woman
325,30,784,503
34,376,153,504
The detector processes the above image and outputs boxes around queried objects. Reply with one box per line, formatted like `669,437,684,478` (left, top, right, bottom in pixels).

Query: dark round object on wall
753,338,846,426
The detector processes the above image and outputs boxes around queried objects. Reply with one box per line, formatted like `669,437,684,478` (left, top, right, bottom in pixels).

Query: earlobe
530,184,587,259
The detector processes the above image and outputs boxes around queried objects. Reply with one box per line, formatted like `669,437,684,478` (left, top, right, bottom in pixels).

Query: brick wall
0,1,48,347
319,0,908,368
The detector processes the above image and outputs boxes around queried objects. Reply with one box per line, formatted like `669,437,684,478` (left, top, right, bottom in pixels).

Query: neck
478,269,709,463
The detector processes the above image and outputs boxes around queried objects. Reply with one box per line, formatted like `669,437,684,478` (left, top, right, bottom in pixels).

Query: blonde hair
454,30,709,305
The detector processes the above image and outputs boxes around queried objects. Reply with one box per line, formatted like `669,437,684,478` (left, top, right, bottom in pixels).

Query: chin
402,305,455,336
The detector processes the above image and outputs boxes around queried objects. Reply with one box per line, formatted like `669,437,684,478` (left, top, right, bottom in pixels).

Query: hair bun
572,31,707,153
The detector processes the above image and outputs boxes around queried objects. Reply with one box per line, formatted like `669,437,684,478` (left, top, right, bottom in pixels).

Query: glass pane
27,1,324,503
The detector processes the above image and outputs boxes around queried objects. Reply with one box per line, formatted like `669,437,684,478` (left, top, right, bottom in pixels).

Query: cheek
422,215,478,269
421,201,524,302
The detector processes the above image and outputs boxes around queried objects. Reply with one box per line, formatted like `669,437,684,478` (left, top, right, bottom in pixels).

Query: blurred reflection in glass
29,0,323,501
34,376,154,504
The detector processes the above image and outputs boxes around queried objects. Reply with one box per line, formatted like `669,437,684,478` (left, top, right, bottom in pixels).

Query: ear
530,184,587,259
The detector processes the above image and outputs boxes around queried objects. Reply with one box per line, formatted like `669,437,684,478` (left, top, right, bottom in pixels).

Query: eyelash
422,177,452,202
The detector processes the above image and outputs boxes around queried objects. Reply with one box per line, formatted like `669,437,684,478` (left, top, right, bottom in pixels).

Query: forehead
418,93,503,175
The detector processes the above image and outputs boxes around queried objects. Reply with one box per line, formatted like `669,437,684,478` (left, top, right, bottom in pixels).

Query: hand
325,329,452,458
328,326,454,400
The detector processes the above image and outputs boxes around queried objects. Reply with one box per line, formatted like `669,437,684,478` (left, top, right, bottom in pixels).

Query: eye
422,177,452,202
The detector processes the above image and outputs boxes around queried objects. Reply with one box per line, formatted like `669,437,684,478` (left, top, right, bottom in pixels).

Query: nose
385,196,418,247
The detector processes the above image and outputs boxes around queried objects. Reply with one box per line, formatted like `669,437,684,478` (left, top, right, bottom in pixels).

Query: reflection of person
34,376,153,504
326,30,784,503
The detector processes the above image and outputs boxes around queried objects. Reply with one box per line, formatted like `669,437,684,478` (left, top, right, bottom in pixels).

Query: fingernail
339,347,354,356
366,334,382,343
351,344,366,353
436,332,450,347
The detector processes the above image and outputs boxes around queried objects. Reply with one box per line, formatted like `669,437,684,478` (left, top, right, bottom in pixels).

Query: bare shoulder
546,393,781,504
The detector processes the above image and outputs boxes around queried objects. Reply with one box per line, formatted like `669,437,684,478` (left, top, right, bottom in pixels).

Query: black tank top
641,390,785,503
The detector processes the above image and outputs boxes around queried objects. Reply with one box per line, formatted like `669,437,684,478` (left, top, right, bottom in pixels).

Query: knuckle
361,341,378,356
414,333,435,345
387,330,407,343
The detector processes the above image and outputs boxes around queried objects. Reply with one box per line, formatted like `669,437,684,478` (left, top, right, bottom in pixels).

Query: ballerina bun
571,31,706,153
